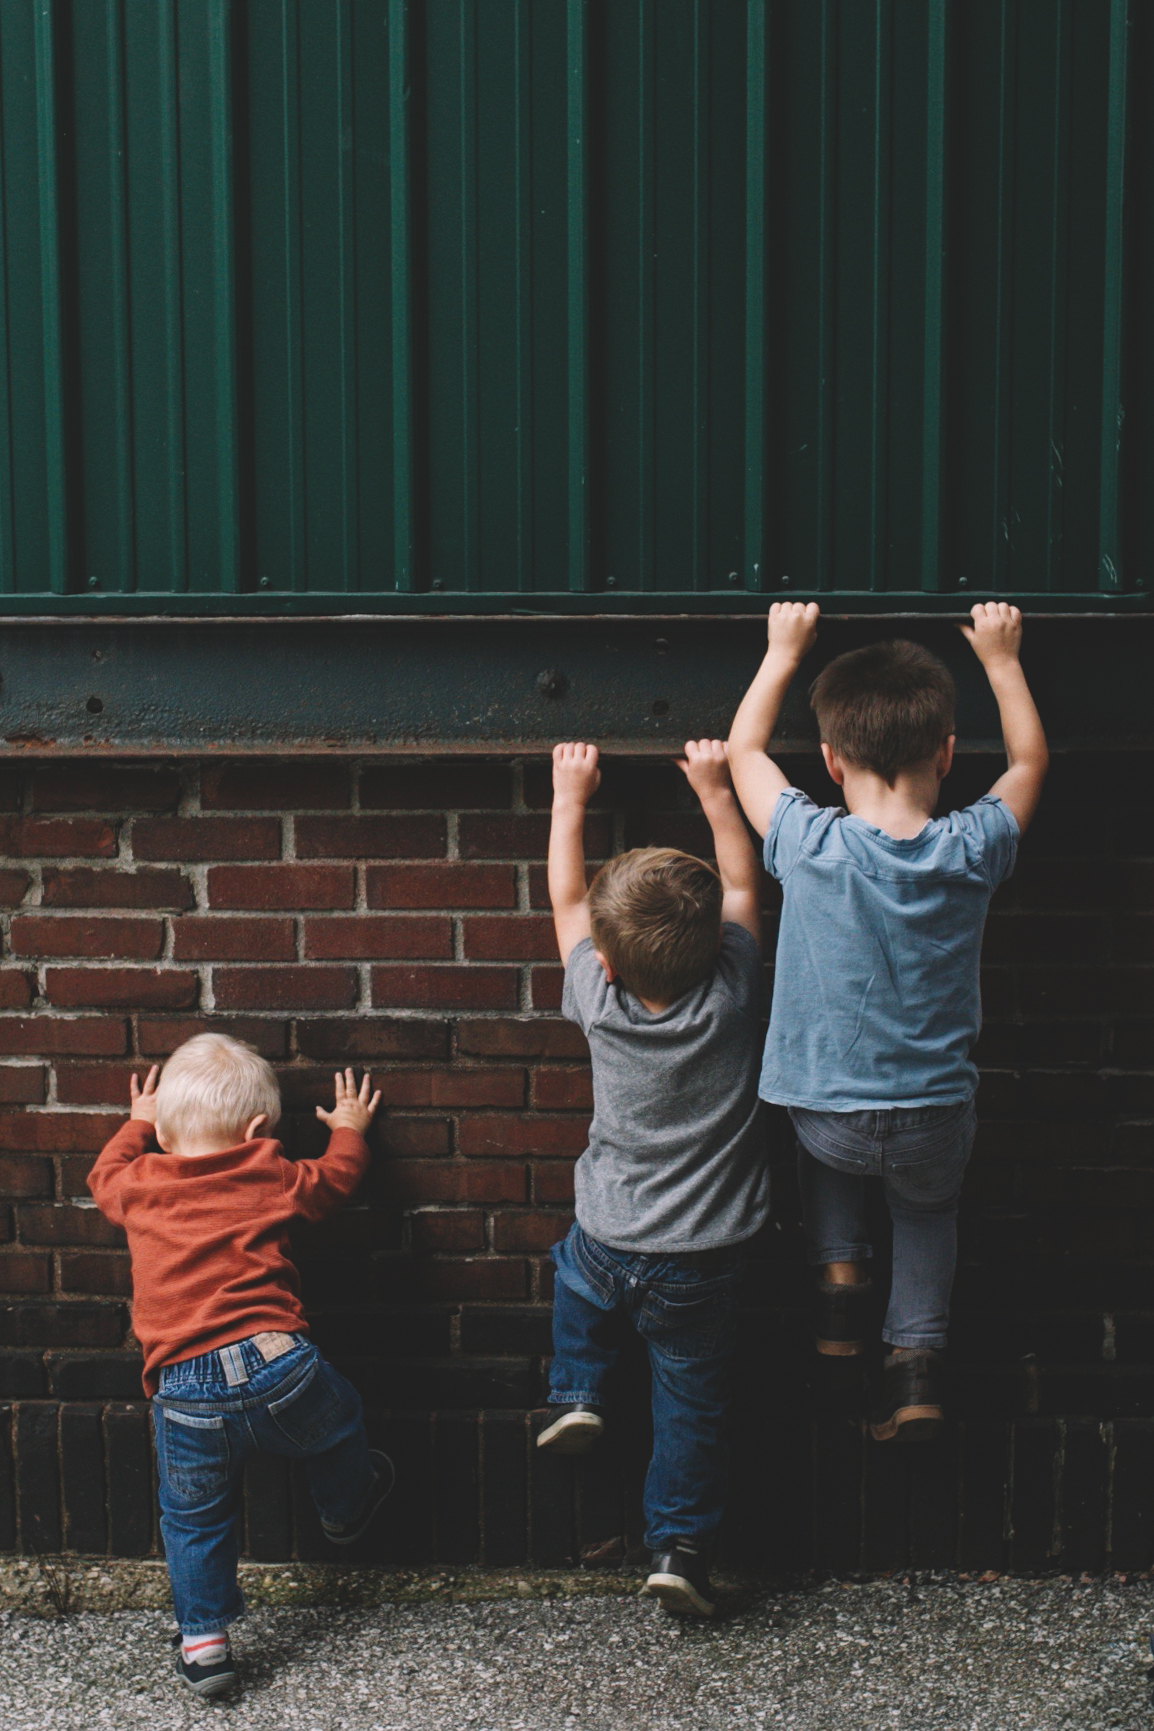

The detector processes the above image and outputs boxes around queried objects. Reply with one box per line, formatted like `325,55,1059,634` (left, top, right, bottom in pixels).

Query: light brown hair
155,1032,281,1149
809,639,955,783
587,847,722,1004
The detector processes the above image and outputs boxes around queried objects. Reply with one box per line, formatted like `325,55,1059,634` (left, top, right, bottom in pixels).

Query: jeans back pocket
157,1403,232,1510
638,1280,737,1362
266,1358,358,1453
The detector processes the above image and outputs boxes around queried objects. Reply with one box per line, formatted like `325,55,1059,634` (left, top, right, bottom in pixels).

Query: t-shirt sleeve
958,794,1019,888
763,787,823,882
715,921,768,1021
561,937,609,1033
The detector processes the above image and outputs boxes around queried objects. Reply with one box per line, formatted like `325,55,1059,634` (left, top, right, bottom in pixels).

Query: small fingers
144,1064,160,1094
365,1091,382,1120
345,1068,356,1098
358,1071,373,1104
129,1072,140,1100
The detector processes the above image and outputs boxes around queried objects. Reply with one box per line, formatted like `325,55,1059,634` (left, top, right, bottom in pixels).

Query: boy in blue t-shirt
727,602,1048,1440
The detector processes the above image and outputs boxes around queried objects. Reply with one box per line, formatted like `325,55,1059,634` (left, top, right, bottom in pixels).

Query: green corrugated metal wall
0,0,1147,613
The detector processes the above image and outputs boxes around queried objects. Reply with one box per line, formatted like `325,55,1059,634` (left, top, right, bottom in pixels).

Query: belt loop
219,1343,249,1387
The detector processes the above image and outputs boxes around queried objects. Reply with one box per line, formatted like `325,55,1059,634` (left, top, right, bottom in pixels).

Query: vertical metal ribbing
514,0,533,592
34,0,67,593
1045,0,1071,589
566,0,589,592
636,0,655,591
207,0,240,591
387,0,414,591
159,0,187,592
459,0,479,590
280,0,306,591
867,0,891,592
336,0,358,590
920,0,947,592
1097,0,1128,594
990,0,1016,591
814,0,836,592
0,31,16,592
105,0,135,592
743,0,767,593
691,0,710,591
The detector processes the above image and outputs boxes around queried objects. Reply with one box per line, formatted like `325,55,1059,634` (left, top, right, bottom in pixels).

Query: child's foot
172,1631,236,1697
321,1448,395,1545
644,1546,716,1618
814,1277,874,1356
870,1350,944,1442
536,1404,604,1454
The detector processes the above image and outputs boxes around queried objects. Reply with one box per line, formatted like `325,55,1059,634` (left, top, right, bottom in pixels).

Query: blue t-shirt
761,788,1018,1111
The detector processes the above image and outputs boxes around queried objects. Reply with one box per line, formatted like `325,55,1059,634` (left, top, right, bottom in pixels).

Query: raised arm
727,602,820,836
961,602,1048,835
676,740,761,945
290,1068,382,1221
548,742,600,964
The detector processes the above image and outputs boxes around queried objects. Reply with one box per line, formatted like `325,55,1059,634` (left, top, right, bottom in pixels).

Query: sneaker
536,1404,604,1455
814,1277,873,1357
870,1350,944,1443
171,1632,236,1698
644,1546,715,1618
321,1448,395,1545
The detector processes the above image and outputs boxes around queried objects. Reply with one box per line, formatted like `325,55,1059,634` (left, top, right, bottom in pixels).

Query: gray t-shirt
561,924,768,1253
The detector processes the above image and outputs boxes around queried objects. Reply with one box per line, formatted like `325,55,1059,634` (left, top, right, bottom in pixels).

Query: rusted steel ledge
0,615,1146,756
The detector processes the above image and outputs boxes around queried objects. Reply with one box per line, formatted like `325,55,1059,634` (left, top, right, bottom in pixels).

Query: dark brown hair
587,847,722,1004
809,640,955,782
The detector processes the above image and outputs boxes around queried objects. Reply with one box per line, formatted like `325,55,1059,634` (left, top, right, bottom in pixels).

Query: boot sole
643,1573,715,1618
536,1412,604,1454
870,1403,944,1443
816,1337,866,1357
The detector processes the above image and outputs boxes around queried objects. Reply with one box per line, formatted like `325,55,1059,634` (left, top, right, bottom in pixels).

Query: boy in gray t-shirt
540,737,765,1619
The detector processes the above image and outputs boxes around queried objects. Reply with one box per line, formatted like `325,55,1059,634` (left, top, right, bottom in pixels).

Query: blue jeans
792,1101,977,1351
153,1334,375,1635
548,1223,743,1554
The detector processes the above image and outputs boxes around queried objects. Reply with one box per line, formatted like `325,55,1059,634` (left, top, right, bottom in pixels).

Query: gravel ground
1,1576,1152,1730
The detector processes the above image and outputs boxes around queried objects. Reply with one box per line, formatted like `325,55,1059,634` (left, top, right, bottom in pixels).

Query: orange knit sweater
87,1119,369,1396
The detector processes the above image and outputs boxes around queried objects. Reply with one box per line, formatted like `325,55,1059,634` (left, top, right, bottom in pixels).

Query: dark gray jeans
791,1100,977,1351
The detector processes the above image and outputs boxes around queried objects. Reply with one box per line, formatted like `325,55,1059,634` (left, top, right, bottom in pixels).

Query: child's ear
244,1114,270,1141
820,743,845,786
155,1127,172,1153
938,735,956,780
593,949,618,985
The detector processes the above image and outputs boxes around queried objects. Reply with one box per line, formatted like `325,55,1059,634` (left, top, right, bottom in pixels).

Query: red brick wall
0,751,1151,1572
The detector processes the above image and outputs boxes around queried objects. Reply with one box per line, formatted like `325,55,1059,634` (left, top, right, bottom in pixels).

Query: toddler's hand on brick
552,741,600,808
676,739,733,802
316,1068,382,1136
129,1066,160,1124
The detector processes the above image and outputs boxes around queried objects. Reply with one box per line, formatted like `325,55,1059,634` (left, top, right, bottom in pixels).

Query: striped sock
182,1632,229,1669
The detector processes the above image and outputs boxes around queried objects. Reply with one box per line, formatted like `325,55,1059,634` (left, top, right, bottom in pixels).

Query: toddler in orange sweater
88,1032,389,1699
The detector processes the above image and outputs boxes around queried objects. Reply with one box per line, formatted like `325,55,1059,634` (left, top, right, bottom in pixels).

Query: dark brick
105,1405,152,1555
463,916,558,962
0,1300,125,1348
10,916,165,960
303,916,452,960
0,1018,128,1057
138,1016,289,1058
172,917,297,961
459,1115,590,1159
529,1409,575,1564
0,1114,115,1153
530,1163,576,1204
531,1068,593,1110
296,1018,448,1061
0,971,34,1009
201,761,353,811
58,1252,132,1296
16,1403,60,1552
381,1118,453,1158
456,1019,588,1060
460,1306,553,1356
295,815,446,859
0,868,31,906
42,866,194,910
61,1403,107,1553
367,862,517,910
480,1411,528,1566
434,1411,480,1564
0,1153,52,1198
0,817,117,858
458,814,550,859
0,1404,12,1548
46,1351,143,1400
133,816,281,861
371,1161,526,1206
45,968,198,1010
208,864,355,910
371,966,519,1012
0,1354,44,1397
530,967,564,1011
379,1067,525,1109
213,966,358,1012
377,1257,527,1302
360,763,513,809
54,1063,145,1106
31,765,183,813
0,1253,52,1292
408,1210,486,1253
0,1068,46,1106
19,1206,124,1247
491,1210,573,1254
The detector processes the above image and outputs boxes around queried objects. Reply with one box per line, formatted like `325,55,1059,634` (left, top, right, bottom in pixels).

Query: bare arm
961,602,1049,835
727,602,820,837
548,742,600,964
676,740,761,945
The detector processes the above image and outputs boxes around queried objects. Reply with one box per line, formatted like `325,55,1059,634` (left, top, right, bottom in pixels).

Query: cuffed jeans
548,1223,743,1554
792,1100,977,1351
153,1334,375,1635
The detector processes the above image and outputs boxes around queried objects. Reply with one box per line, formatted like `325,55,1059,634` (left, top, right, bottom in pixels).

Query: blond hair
155,1032,281,1149
587,847,722,1004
